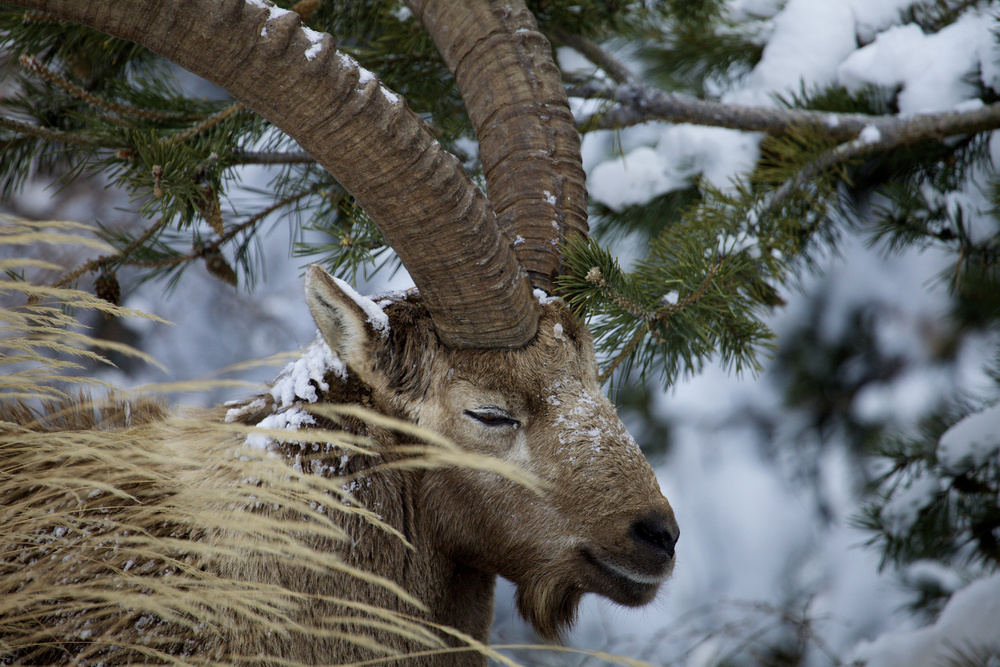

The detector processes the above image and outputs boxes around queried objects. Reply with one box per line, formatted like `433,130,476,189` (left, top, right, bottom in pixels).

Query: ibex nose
630,512,679,560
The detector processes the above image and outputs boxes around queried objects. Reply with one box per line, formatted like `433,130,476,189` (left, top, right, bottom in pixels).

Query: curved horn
408,0,590,294
6,0,539,349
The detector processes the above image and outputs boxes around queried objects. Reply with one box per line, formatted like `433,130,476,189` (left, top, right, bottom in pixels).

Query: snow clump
245,407,317,450
534,288,560,306
269,332,346,408
937,402,1000,474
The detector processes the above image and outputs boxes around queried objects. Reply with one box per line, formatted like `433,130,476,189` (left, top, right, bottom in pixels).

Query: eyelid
463,408,520,429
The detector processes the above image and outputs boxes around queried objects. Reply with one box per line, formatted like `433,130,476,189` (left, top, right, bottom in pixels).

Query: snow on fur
332,277,390,336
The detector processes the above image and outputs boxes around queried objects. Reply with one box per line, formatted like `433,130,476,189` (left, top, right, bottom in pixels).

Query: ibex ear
304,265,380,377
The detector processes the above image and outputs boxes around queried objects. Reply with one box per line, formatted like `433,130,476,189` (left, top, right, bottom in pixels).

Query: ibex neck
333,465,499,663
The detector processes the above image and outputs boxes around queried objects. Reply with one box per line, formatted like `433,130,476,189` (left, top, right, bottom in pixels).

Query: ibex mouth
581,548,667,606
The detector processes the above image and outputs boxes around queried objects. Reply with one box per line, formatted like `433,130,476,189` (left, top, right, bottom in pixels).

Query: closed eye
464,408,520,429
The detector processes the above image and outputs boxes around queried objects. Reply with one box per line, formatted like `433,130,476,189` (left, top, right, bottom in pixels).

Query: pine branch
49,184,323,291
584,260,724,383
18,55,190,122
762,116,993,223
0,115,104,147
125,184,324,275
599,325,647,384
160,102,245,147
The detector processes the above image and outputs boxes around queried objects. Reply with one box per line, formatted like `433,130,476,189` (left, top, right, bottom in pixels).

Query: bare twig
51,218,170,288
550,27,634,84
579,81,1000,143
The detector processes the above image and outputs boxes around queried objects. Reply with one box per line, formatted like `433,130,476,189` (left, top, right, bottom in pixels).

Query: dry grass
0,220,651,666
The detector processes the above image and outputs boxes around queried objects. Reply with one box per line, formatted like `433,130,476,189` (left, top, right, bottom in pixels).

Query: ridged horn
408,0,590,295
7,0,539,349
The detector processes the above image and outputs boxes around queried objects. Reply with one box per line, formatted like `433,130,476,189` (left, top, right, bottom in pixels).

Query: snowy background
5,0,1000,664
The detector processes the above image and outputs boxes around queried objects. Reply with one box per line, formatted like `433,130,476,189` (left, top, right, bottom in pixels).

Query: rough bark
5,0,539,349
409,0,589,294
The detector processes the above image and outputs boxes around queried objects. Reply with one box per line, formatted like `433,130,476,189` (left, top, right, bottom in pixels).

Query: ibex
1,264,677,665
1,0,678,664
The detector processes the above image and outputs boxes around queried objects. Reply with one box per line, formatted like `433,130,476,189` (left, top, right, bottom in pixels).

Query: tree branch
67,186,324,283
548,27,634,84
160,102,245,147
559,32,1000,145
18,55,193,122
51,217,170,288
579,82,1000,144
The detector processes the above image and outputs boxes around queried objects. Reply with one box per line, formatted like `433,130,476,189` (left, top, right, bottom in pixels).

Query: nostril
631,514,678,559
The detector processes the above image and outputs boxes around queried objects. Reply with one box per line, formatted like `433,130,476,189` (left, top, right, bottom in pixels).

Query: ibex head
305,266,678,640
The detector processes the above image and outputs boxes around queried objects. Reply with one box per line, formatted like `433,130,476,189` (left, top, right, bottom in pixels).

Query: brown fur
0,274,677,666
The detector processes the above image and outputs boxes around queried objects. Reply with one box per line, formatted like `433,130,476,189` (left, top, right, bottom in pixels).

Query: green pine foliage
558,4,1000,631
855,393,1000,617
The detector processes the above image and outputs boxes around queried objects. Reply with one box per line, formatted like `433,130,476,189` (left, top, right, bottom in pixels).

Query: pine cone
204,251,237,287
95,271,120,306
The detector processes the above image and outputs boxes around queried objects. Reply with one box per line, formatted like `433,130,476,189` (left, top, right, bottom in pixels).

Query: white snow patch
226,397,267,423
845,0,916,43
244,0,292,37
589,126,759,211
357,65,375,86
338,51,376,86
749,0,856,95
553,323,564,340
904,560,966,596
858,125,881,145
543,190,557,205
332,277,390,336
246,407,317,450
837,12,995,113
937,402,1000,474
302,26,324,61
848,574,1000,667
717,230,759,257
662,290,679,306
533,288,559,306
512,235,525,246
380,85,400,105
